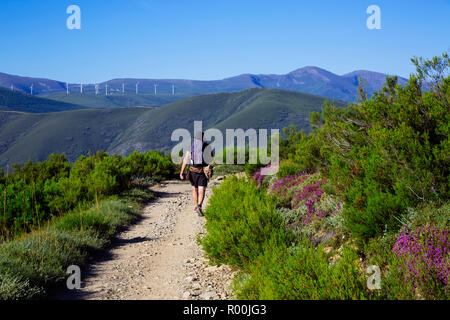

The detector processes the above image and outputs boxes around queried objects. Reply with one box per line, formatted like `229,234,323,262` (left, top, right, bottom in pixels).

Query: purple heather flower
393,225,449,292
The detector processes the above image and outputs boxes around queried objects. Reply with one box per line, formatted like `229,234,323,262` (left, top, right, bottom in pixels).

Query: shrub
270,173,309,208
250,163,278,188
276,159,306,179
0,273,44,300
53,200,138,240
397,202,450,231
234,238,368,300
0,150,174,240
323,55,449,239
126,150,174,179
201,176,292,270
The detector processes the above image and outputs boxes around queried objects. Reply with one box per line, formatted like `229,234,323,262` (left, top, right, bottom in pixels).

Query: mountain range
0,67,408,103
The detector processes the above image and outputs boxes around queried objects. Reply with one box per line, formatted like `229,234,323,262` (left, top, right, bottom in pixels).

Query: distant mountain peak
288,66,334,75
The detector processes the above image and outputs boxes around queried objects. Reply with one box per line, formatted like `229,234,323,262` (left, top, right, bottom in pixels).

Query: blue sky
0,0,448,83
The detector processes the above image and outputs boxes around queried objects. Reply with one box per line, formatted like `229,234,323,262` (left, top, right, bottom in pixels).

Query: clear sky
0,0,448,83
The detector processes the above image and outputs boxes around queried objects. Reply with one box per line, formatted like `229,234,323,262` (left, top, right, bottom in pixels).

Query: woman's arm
179,151,190,180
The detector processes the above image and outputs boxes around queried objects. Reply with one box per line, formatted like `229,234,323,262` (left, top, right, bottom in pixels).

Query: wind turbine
95,84,99,95
66,82,69,95
154,83,158,95
80,83,83,94
30,84,33,95
172,84,175,96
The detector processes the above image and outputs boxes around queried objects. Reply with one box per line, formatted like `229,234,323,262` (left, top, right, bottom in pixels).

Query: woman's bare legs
192,187,198,209
198,186,206,207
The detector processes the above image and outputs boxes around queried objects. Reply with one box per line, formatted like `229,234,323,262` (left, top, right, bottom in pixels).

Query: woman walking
179,132,211,216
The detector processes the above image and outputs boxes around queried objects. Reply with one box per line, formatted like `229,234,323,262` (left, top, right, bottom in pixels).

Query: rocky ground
58,179,237,300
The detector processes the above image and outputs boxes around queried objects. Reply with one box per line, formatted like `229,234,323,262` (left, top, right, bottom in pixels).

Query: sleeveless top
190,140,210,168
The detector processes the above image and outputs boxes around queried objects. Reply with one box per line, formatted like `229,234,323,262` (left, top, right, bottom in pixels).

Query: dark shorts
188,171,208,188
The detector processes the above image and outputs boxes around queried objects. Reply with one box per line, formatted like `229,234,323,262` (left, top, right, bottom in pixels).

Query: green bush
0,150,174,240
278,114,324,177
276,159,306,179
322,54,449,239
126,150,174,179
234,238,368,300
53,200,138,240
201,176,292,270
0,273,44,300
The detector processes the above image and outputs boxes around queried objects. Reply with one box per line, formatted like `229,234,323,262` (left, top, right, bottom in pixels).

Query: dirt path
60,180,236,300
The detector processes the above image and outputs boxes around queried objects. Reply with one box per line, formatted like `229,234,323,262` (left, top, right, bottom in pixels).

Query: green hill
0,88,346,168
0,88,87,113
0,107,152,167
108,88,346,155
41,92,190,108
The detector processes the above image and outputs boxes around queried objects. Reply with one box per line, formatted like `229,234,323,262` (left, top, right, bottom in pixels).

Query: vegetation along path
60,180,236,300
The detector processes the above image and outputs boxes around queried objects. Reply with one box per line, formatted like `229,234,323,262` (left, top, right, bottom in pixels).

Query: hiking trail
59,180,236,300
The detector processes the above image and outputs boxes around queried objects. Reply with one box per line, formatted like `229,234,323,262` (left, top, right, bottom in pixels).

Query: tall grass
0,187,153,300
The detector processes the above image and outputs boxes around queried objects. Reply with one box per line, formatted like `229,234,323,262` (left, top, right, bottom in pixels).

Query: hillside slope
0,72,66,95
0,107,151,167
41,92,190,108
108,88,346,154
0,88,87,113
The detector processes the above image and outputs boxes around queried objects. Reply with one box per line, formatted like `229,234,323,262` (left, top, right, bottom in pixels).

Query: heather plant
393,225,449,298
250,163,277,188
288,173,339,225
270,171,344,239
274,53,450,240
250,167,265,186
270,173,309,208
363,236,416,300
